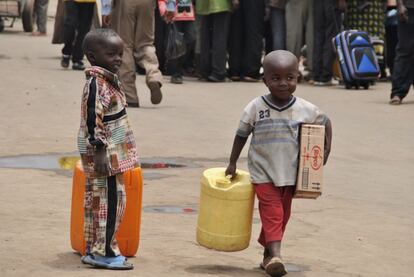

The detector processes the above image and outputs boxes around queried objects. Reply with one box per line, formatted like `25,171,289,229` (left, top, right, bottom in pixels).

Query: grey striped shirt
237,95,328,186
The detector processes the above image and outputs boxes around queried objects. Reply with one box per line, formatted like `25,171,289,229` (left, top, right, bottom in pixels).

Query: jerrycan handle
215,175,233,189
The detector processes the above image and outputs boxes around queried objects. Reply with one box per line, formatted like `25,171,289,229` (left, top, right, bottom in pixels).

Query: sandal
81,254,133,270
265,257,287,277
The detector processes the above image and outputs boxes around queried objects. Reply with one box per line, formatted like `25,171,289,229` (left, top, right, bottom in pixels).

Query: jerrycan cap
215,175,233,188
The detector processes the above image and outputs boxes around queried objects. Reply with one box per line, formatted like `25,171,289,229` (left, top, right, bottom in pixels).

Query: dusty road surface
0,6,413,277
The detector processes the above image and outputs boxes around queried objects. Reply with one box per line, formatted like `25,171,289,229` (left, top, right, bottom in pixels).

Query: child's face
263,62,298,105
89,36,124,73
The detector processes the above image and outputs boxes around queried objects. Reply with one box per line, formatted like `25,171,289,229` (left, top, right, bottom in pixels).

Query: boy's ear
262,76,268,86
86,51,96,64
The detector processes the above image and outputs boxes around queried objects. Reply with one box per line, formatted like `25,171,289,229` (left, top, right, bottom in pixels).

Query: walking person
228,0,265,82
385,0,398,76
268,0,287,51
389,0,414,104
196,0,234,82
225,50,332,277
159,0,196,84
285,0,314,82
102,0,163,107
60,0,95,70
32,0,49,36
312,0,345,86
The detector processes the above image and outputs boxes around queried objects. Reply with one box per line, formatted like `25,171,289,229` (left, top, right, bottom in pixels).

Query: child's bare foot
265,256,287,277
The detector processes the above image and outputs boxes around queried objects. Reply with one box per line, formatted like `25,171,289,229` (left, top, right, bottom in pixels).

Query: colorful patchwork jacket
77,66,139,178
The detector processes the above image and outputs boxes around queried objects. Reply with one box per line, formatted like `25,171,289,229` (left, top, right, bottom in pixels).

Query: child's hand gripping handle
225,164,237,180
94,148,110,176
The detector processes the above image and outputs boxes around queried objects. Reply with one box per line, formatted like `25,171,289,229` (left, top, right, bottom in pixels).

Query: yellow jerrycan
197,168,254,251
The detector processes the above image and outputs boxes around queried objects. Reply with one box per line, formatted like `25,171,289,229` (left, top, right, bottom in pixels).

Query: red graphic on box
311,146,323,170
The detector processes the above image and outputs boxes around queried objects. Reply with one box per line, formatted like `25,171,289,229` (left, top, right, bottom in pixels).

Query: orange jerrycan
70,161,143,257
197,168,254,251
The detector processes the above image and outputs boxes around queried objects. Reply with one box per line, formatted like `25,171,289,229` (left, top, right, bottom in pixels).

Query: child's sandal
265,257,287,277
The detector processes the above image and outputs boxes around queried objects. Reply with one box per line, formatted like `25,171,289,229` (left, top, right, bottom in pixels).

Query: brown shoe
148,82,163,105
389,96,402,105
265,257,287,277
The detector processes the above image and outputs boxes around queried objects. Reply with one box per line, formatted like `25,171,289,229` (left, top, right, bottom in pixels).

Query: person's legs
264,20,273,54
154,5,168,73
227,7,243,79
72,3,94,65
270,7,286,51
198,15,212,80
83,175,129,270
62,1,78,58
390,9,414,102
182,21,197,73
255,184,293,250
286,0,305,58
111,0,140,105
84,176,124,257
242,0,265,79
304,0,314,77
210,12,230,81
167,21,195,83
320,0,340,82
134,0,163,103
385,24,398,75
312,0,325,82
34,0,49,34
255,184,293,276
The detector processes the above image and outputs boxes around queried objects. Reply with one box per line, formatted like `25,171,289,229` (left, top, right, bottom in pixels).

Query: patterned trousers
84,175,126,257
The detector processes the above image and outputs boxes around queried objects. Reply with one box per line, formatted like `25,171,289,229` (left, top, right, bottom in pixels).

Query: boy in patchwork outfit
77,28,138,270
225,50,332,277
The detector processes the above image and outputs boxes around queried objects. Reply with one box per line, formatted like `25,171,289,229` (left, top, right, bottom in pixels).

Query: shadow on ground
43,252,85,271
185,263,308,276
185,264,267,276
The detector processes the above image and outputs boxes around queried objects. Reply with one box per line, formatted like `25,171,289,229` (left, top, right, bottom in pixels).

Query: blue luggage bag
333,30,380,89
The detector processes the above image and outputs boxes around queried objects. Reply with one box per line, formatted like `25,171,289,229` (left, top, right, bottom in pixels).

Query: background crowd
43,0,413,105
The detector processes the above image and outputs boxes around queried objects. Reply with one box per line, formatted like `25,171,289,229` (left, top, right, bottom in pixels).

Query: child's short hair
83,28,120,53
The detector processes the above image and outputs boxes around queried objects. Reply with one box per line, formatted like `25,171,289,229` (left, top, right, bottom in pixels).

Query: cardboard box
294,124,325,199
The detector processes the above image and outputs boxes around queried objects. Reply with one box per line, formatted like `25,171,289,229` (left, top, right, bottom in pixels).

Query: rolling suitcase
70,161,143,257
333,30,380,89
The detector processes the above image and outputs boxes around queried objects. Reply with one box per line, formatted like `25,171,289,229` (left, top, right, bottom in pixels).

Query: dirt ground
0,4,413,277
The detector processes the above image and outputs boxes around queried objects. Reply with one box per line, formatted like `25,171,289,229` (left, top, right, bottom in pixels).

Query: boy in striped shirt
226,50,332,277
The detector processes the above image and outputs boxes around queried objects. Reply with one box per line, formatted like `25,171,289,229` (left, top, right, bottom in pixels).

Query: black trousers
166,21,196,77
391,8,414,99
155,5,168,73
62,2,94,62
228,0,265,79
198,12,230,80
313,0,341,82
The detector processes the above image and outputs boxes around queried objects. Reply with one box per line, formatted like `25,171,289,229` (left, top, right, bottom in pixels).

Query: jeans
391,8,414,99
34,0,49,33
62,2,94,62
269,7,286,50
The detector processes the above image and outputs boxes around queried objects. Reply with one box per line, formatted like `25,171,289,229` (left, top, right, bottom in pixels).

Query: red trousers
254,183,294,247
